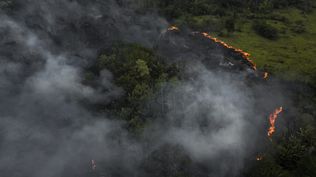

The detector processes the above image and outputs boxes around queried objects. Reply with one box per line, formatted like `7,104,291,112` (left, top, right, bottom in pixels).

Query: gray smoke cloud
0,1,161,176
0,1,289,177
144,63,260,177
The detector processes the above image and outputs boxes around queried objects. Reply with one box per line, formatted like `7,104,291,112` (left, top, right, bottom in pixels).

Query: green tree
90,43,179,131
253,20,279,40
136,59,150,77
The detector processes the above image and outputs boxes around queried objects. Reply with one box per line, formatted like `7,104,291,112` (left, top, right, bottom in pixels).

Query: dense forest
0,0,315,177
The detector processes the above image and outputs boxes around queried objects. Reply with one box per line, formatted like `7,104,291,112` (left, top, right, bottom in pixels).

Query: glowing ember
263,72,269,79
168,26,179,31
201,32,257,70
267,107,283,138
256,155,263,161
91,160,96,171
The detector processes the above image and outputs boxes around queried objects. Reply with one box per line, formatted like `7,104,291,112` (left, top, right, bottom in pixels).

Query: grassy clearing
216,8,316,84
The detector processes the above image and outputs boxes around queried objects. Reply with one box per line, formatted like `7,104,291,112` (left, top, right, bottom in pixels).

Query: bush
253,20,280,40
225,17,236,32
186,16,224,32
291,20,307,33
271,0,315,12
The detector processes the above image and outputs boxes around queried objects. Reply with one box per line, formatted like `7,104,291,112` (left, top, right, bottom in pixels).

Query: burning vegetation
167,26,179,31
263,72,269,80
91,160,97,171
200,32,257,71
167,26,257,71
268,107,283,138
256,155,264,161
167,26,284,139
1,0,315,176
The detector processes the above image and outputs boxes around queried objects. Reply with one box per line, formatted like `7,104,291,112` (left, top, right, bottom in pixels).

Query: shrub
253,20,279,40
225,17,236,32
187,16,224,32
291,20,307,33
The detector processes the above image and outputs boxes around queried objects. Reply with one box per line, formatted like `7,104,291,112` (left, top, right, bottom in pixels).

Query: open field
218,8,316,85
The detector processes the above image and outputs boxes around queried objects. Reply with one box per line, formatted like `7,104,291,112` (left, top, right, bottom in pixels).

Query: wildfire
91,160,96,171
256,155,263,161
201,32,257,70
263,72,269,79
168,26,179,31
166,26,257,70
267,107,283,138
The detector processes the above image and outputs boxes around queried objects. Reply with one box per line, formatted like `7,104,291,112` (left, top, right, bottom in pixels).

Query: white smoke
0,1,288,177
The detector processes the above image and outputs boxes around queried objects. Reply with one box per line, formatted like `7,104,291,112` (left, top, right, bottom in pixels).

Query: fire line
167,26,257,70
267,107,283,138
200,32,257,70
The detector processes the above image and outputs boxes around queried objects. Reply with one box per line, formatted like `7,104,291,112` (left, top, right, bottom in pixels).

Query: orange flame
267,107,283,138
201,32,257,70
166,26,257,70
263,72,269,79
168,26,179,31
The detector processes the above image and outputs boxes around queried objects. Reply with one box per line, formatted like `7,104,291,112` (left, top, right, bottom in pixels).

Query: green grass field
215,8,316,84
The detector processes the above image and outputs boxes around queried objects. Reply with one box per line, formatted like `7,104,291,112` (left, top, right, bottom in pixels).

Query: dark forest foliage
86,44,179,131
